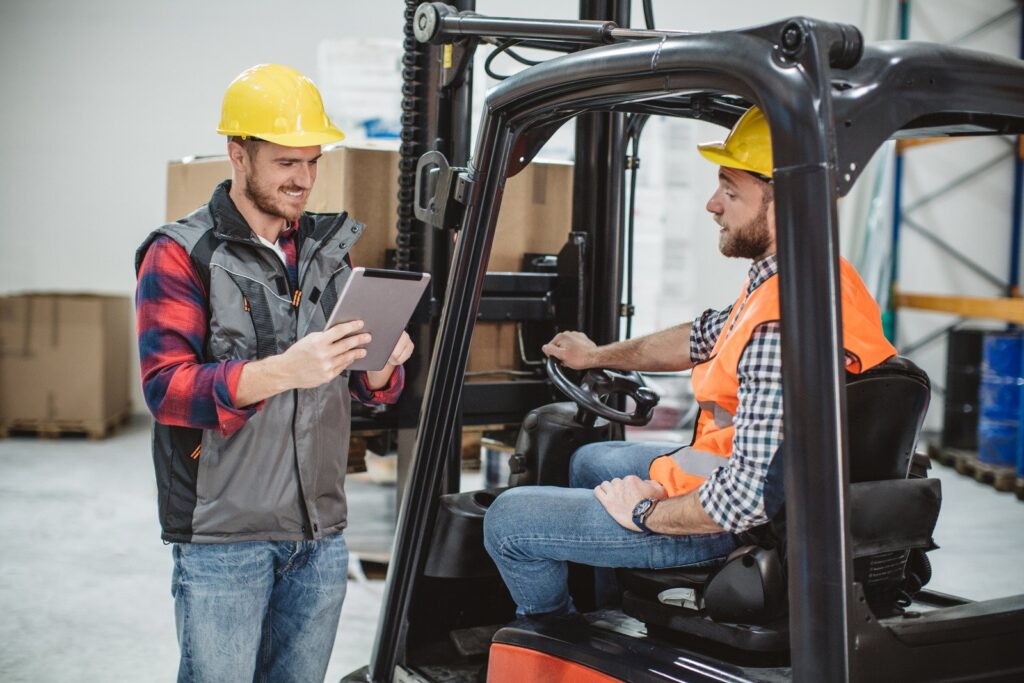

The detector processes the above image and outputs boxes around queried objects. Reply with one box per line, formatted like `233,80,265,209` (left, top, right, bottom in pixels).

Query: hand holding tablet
325,267,431,372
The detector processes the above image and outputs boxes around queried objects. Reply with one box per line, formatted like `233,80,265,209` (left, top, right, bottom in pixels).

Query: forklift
346,3,1024,681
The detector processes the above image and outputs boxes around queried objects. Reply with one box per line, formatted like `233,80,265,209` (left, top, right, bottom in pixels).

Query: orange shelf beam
894,289,1024,324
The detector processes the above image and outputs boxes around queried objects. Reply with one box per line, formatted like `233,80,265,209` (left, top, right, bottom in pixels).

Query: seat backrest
756,355,931,522
845,356,931,483
715,356,934,621
845,357,933,616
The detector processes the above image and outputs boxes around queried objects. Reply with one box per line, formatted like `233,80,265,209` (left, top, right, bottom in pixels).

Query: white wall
0,0,397,295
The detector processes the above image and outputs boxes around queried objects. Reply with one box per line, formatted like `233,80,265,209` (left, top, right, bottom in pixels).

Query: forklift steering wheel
546,356,660,427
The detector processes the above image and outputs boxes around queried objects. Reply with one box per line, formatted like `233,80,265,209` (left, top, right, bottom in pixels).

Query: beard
717,202,773,260
244,167,306,222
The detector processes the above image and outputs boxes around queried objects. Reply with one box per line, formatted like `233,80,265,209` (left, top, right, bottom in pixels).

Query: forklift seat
617,356,939,652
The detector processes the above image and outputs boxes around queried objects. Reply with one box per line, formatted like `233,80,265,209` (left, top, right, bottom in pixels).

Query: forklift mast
393,0,635,498
381,1,639,677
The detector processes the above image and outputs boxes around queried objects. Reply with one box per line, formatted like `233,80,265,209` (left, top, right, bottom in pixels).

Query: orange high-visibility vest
649,257,897,497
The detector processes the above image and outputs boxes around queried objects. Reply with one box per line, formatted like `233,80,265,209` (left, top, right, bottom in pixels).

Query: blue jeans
171,534,348,683
483,441,737,616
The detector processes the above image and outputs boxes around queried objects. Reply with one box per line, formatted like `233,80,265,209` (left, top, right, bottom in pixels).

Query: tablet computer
325,267,430,372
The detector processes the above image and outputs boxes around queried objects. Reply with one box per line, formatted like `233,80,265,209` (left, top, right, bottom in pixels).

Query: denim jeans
483,441,737,616
171,534,348,683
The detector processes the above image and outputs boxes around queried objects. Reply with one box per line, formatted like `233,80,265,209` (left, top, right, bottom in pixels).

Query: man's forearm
235,356,293,407
593,323,694,372
364,365,395,390
646,491,724,535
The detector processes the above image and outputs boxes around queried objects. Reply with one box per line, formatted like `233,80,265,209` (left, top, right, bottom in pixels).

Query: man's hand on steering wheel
543,332,660,427
542,331,599,370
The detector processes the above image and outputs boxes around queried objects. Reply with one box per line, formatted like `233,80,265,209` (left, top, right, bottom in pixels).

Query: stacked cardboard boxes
0,294,132,437
165,142,574,376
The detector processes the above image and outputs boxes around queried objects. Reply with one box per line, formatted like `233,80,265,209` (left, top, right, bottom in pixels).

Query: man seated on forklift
482,106,897,619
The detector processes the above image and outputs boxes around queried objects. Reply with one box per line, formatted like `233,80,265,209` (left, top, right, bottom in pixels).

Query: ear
227,139,247,174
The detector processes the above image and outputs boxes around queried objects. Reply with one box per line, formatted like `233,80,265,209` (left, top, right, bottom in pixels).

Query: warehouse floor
1,417,1022,682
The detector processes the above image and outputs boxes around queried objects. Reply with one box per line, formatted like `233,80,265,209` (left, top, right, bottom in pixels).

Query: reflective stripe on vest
699,400,734,428
649,446,728,497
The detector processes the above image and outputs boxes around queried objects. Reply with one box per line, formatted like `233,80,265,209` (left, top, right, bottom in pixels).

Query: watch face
633,498,653,517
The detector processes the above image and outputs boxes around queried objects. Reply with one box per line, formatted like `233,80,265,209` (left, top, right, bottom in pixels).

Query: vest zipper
291,387,316,539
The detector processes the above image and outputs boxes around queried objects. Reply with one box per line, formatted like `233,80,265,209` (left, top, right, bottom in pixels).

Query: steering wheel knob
635,386,658,406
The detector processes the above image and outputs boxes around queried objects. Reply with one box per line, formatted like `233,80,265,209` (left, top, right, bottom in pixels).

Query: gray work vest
136,180,364,543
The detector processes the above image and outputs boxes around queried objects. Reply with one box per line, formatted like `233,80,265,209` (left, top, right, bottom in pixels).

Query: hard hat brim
261,129,346,147
697,141,766,177
217,128,346,147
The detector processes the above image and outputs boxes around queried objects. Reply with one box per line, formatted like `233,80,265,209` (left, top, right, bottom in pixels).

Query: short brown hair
229,135,265,159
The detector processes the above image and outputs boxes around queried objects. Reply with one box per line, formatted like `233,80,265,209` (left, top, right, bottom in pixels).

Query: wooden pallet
926,441,959,468
951,449,1017,492
0,409,131,440
927,442,1019,493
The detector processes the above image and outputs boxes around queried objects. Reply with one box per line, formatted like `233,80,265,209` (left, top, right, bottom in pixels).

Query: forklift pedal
449,623,504,658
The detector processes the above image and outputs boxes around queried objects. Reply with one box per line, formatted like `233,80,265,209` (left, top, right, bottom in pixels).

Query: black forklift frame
369,9,1024,683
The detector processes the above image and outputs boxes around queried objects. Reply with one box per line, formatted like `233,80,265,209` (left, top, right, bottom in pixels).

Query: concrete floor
1,417,1022,682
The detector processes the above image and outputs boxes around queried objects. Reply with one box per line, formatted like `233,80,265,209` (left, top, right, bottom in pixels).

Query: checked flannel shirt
136,227,403,438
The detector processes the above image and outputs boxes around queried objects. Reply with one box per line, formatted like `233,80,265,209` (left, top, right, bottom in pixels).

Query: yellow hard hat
697,106,772,179
216,64,344,147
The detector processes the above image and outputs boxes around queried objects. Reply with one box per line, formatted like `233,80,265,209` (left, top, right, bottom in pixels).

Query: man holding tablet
135,64,412,682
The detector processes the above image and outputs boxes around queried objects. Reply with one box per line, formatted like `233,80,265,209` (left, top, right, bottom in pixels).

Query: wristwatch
631,497,659,534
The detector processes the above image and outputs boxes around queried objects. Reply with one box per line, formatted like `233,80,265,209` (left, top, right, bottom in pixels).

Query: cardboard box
489,160,574,272
165,144,574,375
466,321,522,376
334,145,400,269
0,294,132,434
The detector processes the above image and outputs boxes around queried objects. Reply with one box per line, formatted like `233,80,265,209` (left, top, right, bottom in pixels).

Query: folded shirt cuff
352,365,405,406
217,360,262,437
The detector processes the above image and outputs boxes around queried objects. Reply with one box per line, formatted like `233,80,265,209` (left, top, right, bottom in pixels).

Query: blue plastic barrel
977,332,1023,467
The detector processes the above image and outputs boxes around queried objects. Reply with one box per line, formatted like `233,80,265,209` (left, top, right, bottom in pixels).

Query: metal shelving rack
887,0,1024,349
